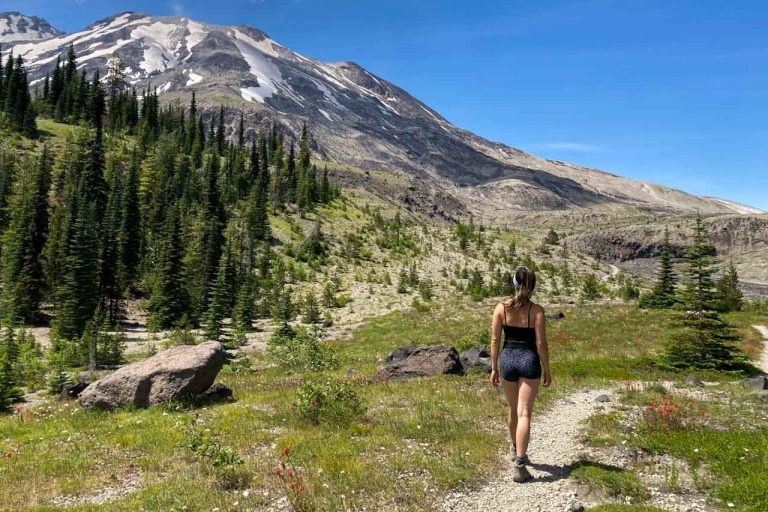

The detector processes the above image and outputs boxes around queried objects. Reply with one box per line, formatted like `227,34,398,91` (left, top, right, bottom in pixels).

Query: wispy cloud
534,142,603,153
170,2,184,15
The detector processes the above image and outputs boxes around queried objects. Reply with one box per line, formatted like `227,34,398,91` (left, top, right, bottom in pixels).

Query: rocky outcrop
78,341,227,410
376,345,464,381
459,346,492,373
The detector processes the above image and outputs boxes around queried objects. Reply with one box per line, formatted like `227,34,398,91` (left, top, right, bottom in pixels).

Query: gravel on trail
441,388,611,512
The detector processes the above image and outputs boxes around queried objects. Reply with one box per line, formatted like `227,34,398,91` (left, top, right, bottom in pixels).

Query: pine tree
216,105,226,154
232,277,255,331
640,227,677,309
663,214,742,370
148,205,188,330
715,260,743,312
1,148,51,323
205,250,233,340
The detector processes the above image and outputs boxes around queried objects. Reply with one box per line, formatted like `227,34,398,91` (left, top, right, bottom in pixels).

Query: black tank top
502,302,536,348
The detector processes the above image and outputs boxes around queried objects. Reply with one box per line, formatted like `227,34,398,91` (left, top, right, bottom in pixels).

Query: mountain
6,11,761,217
0,12,63,43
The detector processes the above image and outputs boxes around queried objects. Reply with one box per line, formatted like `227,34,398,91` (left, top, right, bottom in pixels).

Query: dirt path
753,325,768,373
441,388,612,512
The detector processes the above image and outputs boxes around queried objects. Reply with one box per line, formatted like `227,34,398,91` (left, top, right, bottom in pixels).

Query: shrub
268,327,339,371
641,395,707,433
418,278,433,301
294,379,366,425
186,422,244,466
581,274,602,300
454,327,490,353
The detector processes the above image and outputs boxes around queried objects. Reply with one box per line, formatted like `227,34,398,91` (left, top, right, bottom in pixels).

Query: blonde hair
509,266,536,309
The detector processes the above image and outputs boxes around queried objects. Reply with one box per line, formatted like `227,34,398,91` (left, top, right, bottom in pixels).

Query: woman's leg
515,378,540,458
500,379,520,449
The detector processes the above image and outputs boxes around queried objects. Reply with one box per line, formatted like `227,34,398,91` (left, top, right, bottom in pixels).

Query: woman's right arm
490,303,503,387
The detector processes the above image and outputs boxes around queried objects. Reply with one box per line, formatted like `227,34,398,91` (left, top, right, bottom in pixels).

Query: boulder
78,341,227,410
742,376,768,392
60,381,89,401
594,394,611,403
683,374,704,387
459,346,492,373
546,311,566,320
386,344,418,364
376,345,464,381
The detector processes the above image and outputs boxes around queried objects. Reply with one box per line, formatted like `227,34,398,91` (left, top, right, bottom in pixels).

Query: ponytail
509,266,536,309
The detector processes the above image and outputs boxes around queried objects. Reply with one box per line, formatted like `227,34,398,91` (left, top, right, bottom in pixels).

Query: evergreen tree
205,250,233,340
640,227,677,308
1,148,51,322
148,205,188,330
715,260,743,312
232,277,255,331
663,214,742,370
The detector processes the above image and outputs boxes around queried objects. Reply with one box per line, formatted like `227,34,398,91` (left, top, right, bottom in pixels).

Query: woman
490,266,552,483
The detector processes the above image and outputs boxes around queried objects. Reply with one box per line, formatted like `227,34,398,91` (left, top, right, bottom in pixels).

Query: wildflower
274,467,282,476
299,484,306,491
289,481,297,489
282,446,292,457
287,470,294,478
4,451,12,458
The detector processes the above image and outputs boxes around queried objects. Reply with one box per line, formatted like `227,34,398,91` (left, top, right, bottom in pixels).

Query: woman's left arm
535,306,552,387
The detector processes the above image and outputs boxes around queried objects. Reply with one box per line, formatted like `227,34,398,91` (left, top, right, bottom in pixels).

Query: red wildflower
282,446,292,457
299,484,306,492
274,467,282,476
4,451,12,458
287,470,294,478
289,481,297,489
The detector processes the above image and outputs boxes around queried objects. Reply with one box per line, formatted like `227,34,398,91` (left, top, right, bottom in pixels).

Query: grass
570,461,649,501
1,302,765,510
583,385,768,512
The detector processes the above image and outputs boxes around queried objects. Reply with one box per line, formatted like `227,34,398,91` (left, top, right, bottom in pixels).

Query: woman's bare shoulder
531,302,545,315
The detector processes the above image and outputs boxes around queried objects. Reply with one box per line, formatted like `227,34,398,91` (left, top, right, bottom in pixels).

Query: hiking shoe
512,460,532,483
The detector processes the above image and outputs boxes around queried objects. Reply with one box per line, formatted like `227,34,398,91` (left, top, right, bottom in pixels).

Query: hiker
490,266,552,483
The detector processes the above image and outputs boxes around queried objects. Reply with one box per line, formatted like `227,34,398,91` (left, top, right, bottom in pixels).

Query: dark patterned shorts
500,344,542,381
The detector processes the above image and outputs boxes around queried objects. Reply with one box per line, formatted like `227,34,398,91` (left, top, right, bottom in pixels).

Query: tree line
0,46,339,409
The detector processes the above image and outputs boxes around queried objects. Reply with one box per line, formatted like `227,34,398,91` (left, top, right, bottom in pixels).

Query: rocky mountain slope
4,11,761,217
0,12,62,43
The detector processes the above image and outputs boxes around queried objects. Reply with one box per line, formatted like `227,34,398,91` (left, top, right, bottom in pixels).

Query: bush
294,379,366,425
641,395,707,433
581,274,602,301
268,327,339,371
454,327,490,353
186,422,244,466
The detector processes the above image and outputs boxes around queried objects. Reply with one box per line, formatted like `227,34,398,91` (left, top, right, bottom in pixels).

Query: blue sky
3,0,767,209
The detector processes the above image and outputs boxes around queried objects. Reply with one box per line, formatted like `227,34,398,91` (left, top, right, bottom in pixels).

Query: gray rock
683,374,704,387
60,381,89,401
78,341,227,410
386,344,418,364
564,501,585,512
594,394,611,403
376,345,464,381
742,376,768,392
546,311,565,320
459,346,492,373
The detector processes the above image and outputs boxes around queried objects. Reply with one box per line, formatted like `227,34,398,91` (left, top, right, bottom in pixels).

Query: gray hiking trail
753,325,768,373
442,388,610,512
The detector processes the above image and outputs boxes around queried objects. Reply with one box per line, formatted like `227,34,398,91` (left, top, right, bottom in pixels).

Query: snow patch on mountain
0,12,62,42
231,29,281,101
186,70,203,87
